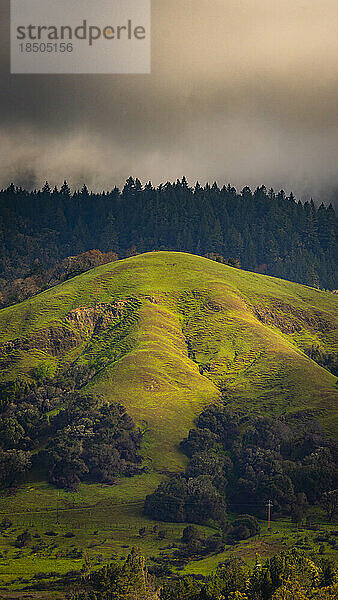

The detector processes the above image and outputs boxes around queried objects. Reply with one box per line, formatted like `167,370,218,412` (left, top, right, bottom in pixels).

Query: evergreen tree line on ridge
0,177,337,290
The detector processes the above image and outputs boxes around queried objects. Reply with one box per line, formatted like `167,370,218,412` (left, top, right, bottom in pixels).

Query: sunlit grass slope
0,251,337,588
0,251,337,472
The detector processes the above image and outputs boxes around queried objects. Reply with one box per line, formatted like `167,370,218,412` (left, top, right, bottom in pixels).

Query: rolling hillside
0,251,337,591
0,251,337,473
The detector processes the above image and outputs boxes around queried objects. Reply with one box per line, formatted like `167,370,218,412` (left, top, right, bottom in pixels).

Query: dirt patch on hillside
0,300,136,372
65,301,128,332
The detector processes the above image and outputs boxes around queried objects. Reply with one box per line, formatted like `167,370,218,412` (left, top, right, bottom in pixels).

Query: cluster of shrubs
204,252,241,268
226,514,261,542
68,547,157,600
41,392,144,490
0,378,144,491
179,525,224,558
64,547,337,600
145,404,337,524
160,547,337,600
304,344,338,376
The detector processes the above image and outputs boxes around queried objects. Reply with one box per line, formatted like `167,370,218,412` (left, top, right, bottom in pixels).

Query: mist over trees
0,178,337,289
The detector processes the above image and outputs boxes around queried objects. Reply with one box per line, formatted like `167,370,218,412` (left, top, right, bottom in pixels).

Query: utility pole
56,490,60,525
267,499,272,531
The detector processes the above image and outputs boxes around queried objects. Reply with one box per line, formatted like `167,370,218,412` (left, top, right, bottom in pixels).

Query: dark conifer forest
0,178,337,290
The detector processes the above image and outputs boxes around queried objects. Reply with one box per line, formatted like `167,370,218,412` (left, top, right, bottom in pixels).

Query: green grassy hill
1,251,337,469
0,251,337,590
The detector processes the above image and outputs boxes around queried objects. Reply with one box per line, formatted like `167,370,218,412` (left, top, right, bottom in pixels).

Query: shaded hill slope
0,251,337,472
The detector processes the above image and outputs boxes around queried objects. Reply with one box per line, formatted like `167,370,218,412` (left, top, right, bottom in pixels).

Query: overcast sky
0,0,337,203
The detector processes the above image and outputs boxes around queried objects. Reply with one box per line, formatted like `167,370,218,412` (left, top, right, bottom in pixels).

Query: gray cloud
0,0,337,203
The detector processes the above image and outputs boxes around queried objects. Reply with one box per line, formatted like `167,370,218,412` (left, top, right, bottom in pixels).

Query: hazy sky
0,0,337,203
